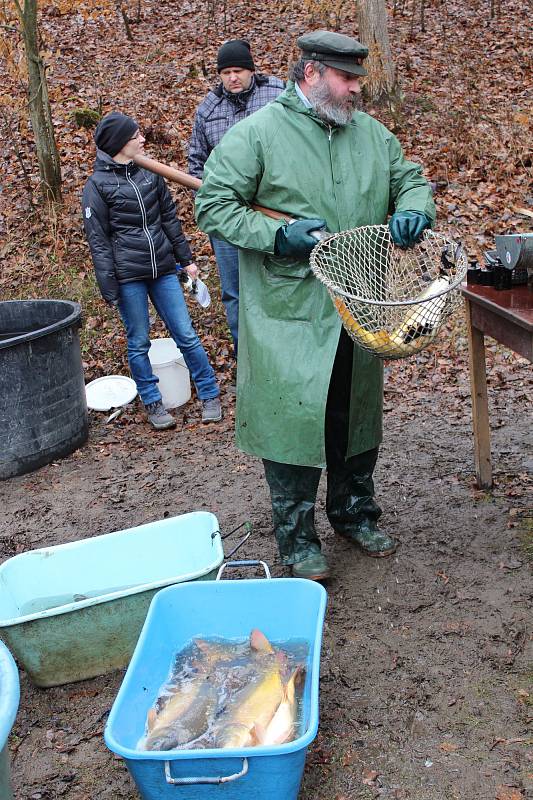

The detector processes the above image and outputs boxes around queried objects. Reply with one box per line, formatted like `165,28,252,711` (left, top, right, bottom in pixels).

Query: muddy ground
1,356,532,800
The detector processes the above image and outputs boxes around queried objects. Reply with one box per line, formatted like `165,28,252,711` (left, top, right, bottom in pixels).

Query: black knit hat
217,39,255,73
94,112,138,157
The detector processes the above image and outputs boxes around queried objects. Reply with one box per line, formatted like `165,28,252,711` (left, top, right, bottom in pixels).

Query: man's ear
303,61,320,86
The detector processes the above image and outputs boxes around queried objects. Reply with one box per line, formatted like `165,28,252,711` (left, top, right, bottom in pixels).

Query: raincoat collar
276,80,359,130
294,81,312,108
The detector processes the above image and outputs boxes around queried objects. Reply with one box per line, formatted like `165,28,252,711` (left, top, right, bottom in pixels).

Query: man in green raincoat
195,30,436,580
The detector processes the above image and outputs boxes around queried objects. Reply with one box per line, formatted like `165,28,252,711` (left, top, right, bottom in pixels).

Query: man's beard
307,79,362,125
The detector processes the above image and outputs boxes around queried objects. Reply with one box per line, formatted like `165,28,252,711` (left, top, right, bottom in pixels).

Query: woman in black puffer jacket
82,112,221,429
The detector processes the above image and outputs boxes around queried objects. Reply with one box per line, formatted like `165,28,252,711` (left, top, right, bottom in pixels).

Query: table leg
465,298,493,489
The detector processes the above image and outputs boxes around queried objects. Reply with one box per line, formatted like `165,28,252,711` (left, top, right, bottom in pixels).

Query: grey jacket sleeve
188,111,211,179
82,179,120,305
156,176,193,265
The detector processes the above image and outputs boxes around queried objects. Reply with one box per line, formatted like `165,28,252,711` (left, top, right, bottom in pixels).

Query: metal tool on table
467,232,533,290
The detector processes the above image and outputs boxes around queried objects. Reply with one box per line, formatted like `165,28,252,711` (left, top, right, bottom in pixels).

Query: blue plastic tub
105,577,327,800
0,640,20,800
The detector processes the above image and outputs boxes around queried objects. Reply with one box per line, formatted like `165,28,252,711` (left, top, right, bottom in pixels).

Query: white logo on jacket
85,207,91,218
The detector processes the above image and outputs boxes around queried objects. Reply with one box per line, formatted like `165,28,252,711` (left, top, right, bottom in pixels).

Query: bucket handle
164,757,249,785
216,560,271,580
218,520,253,559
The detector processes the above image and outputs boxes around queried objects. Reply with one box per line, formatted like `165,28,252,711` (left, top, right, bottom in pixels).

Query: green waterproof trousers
263,329,382,565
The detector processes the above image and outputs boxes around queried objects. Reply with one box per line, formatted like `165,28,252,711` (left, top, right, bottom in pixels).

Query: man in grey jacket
188,39,284,355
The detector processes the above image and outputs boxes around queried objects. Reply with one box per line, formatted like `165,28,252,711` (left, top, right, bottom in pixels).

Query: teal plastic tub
0,512,223,687
0,640,20,800
104,576,327,800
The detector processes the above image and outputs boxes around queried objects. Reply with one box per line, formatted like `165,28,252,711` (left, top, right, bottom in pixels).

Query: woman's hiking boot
145,400,176,430
201,397,222,422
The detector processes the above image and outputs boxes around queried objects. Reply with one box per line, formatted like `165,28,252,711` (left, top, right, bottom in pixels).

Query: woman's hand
186,262,198,280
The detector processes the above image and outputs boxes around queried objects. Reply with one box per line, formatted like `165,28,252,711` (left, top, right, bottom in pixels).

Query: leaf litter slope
0,0,531,798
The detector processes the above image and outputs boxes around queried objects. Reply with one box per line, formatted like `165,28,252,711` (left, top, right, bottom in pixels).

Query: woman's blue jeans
210,236,239,356
118,273,219,406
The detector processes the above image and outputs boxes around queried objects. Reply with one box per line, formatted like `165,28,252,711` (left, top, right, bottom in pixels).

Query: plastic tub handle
164,758,248,785
220,521,253,559
216,560,271,580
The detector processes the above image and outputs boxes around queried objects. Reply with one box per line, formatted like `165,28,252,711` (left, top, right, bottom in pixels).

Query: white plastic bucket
148,338,191,409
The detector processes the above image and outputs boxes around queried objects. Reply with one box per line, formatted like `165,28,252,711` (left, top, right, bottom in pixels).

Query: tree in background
358,0,400,108
302,0,400,111
8,0,62,204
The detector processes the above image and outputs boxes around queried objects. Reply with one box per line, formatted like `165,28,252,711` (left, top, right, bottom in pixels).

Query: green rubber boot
335,518,397,558
291,552,330,581
262,459,330,579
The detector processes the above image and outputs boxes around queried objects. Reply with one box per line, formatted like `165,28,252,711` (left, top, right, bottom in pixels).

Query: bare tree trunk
13,0,61,204
115,1,133,40
205,0,216,46
357,0,400,108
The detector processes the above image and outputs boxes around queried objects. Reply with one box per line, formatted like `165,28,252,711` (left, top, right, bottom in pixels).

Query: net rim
328,270,465,307
310,227,468,307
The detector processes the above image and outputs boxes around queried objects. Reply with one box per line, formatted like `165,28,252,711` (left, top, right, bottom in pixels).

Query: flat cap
297,30,368,76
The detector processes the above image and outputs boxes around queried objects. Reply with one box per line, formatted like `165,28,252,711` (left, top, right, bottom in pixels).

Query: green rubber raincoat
196,82,435,467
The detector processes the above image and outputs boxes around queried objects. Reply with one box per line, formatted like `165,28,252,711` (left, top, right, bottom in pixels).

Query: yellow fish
334,298,393,354
214,663,284,749
143,639,232,751
389,275,450,346
143,677,217,750
255,666,305,746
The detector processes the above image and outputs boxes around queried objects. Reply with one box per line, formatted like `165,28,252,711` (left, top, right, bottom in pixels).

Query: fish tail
250,628,274,654
287,665,305,703
146,707,157,732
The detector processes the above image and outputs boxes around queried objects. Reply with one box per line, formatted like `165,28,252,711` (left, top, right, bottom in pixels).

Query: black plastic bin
0,300,89,480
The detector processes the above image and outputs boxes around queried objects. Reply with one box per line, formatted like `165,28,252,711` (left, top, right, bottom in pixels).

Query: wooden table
462,283,533,489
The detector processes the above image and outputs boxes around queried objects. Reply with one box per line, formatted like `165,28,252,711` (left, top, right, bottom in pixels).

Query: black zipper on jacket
125,164,157,279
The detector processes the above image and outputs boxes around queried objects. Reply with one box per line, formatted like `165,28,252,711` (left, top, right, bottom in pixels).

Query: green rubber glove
274,218,327,259
389,211,430,248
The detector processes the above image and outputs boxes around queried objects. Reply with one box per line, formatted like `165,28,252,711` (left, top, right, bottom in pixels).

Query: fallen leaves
341,750,358,767
362,768,379,786
495,786,524,800
490,737,533,751
498,559,523,570
439,741,460,752
67,687,99,701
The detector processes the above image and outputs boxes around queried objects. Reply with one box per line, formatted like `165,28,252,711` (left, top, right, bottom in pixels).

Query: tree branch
11,0,24,25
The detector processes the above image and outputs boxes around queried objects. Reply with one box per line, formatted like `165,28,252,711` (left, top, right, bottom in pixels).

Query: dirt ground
1,0,531,793
1,351,532,800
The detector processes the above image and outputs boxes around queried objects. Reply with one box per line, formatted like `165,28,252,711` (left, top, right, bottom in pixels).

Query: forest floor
2,371,532,800
1,0,532,798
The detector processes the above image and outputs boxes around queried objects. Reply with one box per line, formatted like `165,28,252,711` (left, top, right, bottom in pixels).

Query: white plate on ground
85,376,138,412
